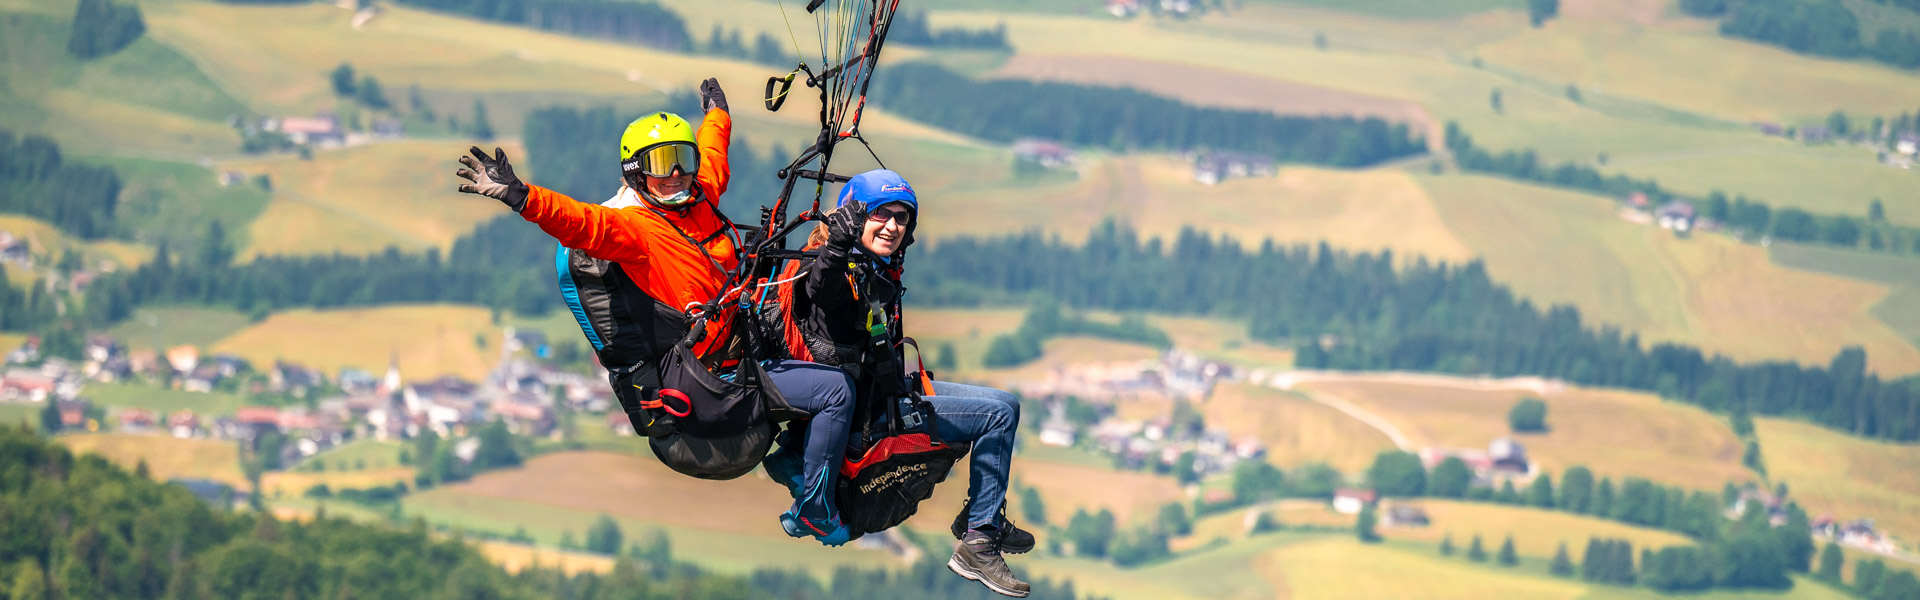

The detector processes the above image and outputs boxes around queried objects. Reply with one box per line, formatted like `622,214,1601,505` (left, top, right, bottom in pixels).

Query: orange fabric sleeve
696,108,731,200
517,184,654,266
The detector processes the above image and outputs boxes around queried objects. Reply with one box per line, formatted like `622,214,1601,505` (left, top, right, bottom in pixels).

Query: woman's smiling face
860,201,913,257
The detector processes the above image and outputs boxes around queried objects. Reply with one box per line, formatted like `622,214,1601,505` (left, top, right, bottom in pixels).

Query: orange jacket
519,108,739,357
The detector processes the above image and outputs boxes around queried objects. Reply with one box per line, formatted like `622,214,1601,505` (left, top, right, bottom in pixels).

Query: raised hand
455,146,530,212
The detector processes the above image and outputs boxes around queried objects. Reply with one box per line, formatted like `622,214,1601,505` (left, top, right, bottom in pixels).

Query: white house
1333,488,1378,515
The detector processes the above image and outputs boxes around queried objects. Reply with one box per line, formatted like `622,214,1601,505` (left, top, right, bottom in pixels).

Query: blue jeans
761,359,857,527
924,380,1022,530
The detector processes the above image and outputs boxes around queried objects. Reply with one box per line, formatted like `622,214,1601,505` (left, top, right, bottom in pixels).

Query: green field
303,439,408,471
211,304,502,381
1421,173,1920,376
1756,417,1920,548
1770,243,1920,347
86,381,249,417
104,307,256,351
0,214,153,276
1203,383,1396,472
1297,377,1754,490
0,6,243,158
98,157,272,250
1252,0,1517,20
1600,147,1920,228
58,432,248,488
0,404,39,430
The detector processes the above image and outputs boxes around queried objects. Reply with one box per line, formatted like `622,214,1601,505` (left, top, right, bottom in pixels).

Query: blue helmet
836,169,918,254
837,169,917,215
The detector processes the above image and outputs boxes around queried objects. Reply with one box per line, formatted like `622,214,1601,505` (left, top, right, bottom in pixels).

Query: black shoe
948,530,1031,598
950,507,1036,554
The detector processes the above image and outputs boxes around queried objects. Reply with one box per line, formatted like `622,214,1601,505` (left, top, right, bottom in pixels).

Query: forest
0,131,122,240
66,0,144,59
1681,0,1920,69
866,63,1427,168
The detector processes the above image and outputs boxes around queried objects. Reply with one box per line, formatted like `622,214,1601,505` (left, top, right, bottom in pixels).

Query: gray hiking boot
948,529,1031,598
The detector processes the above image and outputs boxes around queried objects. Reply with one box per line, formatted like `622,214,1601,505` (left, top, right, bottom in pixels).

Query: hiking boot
780,510,851,547
948,529,1031,598
950,507,1035,554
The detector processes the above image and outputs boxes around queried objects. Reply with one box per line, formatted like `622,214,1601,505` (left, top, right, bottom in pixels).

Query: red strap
643,389,694,418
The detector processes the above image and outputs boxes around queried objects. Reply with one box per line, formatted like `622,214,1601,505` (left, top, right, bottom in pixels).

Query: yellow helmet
619,112,696,161
619,112,700,207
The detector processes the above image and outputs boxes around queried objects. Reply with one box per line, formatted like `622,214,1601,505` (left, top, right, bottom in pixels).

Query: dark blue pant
761,359,856,525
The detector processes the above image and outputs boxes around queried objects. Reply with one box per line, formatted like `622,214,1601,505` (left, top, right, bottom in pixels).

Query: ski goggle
621,142,699,179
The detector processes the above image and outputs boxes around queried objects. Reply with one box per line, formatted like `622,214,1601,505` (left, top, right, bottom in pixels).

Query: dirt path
1252,370,1571,451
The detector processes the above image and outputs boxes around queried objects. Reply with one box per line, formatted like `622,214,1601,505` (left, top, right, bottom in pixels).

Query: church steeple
381,349,402,395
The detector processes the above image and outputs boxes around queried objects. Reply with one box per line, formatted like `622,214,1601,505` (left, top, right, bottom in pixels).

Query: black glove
700,78,728,113
821,200,866,262
456,146,530,212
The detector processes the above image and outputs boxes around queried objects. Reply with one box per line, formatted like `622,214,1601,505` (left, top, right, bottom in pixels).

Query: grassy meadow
225,140,512,258
210,304,503,381
1755,417,1920,545
1420,173,1920,376
0,214,152,275
86,381,249,417
1769,244,1920,348
1198,383,1396,472
1294,378,1753,490
58,432,248,488
1378,500,1693,560
102,307,256,351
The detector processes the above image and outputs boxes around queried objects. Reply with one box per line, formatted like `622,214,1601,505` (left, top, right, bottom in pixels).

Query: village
0,326,612,471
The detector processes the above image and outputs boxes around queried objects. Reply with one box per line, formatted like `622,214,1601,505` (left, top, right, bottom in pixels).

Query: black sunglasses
867,207,913,225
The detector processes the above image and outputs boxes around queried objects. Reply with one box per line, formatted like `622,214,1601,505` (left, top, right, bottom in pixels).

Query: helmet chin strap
630,180,699,212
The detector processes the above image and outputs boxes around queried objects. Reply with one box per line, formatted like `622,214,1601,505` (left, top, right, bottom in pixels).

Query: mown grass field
1295,378,1753,490
1022,531,1318,600
1475,17,1920,122
103,307,257,351
0,214,152,275
1770,244,1920,348
58,432,248,488
1269,536,1857,600
0,403,39,430
400,452,905,574
225,140,511,258
1378,500,1692,561
262,466,415,499
1420,173,1920,376
1272,537,1591,600
1755,417,1920,546
0,5,243,158
210,304,501,381
914,155,1478,265
1254,0,1518,20
474,541,616,575
86,381,248,417
100,157,273,248
1147,315,1295,367
313,439,408,468
140,0,964,146
1201,382,1395,472
1598,147,1920,228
